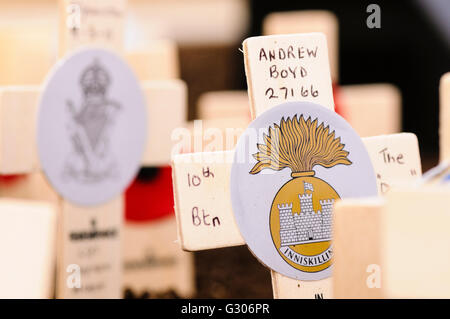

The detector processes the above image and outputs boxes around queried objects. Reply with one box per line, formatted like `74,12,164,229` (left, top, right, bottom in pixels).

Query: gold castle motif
278,182,333,246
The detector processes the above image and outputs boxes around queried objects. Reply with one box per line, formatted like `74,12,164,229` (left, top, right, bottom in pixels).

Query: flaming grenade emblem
64,59,121,183
250,115,352,273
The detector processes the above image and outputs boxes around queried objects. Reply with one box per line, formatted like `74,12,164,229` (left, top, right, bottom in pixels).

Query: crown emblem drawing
80,59,111,96
250,115,352,273
63,59,121,183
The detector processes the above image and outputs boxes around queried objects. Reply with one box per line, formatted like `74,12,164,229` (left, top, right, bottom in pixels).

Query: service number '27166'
265,85,319,100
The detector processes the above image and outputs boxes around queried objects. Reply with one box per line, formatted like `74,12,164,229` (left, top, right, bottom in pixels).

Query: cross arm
172,133,422,252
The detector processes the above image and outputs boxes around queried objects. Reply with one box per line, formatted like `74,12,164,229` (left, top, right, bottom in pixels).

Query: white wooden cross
0,0,191,298
60,0,194,298
0,87,58,299
334,184,450,298
0,198,56,298
191,13,405,298
0,6,178,86
173,32,423,298
333,135,422,298
125,40,180,82
197,91,250,121
332,72,450,298
55,0,126,299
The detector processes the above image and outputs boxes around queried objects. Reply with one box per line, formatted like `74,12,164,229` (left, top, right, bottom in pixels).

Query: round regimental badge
37,48,147,206
231,101,377,280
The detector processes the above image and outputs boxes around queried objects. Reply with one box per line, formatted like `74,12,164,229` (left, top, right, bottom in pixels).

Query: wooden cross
126,40,180,82
333,135,422,298
334,185,450,298
197,91,250,123
172,32,423,298
0,86,59,298
0,12,59,299
175,11,412,298
0,197,56,298
333,72,450,298
59,0,193,298
263,11,339,84
0,0,191,298
58,0,126,299
193,15,404,300
383,185,450,298
192,91,250,154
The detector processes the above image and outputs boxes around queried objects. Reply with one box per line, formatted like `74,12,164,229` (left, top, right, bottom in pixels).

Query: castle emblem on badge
250,115,352,273
64,59,121,183
278,181,333,246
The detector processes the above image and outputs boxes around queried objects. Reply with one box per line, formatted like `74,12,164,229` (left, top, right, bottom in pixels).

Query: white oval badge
37,48,147,206
230,101,377,281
